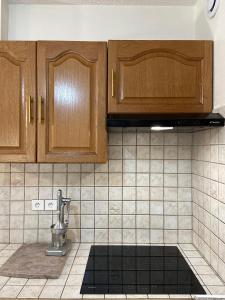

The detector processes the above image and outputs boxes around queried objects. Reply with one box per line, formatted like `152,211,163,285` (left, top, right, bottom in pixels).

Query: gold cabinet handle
38,96,44,124
27,96,34,123
112,69,115,97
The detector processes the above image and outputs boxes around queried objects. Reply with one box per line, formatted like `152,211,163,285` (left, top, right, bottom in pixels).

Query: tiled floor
0,243,224,299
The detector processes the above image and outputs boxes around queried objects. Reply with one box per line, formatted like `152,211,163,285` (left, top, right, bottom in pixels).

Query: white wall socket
45,200,58,211
32,200,44,211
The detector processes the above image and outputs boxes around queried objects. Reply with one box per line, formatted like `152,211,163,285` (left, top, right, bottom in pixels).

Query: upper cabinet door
108,40,213,114
0,42,36,162
37,41,107,163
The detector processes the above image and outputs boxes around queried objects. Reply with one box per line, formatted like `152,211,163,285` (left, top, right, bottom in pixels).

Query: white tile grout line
0,243,225,298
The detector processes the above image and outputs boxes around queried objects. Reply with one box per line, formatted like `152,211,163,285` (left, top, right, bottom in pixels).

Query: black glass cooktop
80,246,206,295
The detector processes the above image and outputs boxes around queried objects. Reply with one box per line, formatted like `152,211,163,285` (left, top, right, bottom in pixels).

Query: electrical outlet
32,199,44,211
45,199,58,211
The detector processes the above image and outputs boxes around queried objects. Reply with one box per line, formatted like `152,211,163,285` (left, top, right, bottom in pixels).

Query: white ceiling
8,0,198,6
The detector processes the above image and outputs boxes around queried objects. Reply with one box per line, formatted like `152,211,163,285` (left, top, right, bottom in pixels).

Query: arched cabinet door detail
108,40,212,114
37,42,107,163
0,42,36,162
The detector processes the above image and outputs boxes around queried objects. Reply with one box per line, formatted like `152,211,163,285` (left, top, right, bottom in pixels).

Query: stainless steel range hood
107,113,225,128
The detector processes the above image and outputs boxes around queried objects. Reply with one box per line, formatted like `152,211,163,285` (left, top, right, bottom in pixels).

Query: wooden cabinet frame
0,40,213,163
108,40,213,114
0,42,36,162
37,41,107,163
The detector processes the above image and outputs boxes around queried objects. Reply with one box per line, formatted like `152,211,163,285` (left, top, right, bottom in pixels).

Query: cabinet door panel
108,40,212,114
0,42,36,162
37,42,107,163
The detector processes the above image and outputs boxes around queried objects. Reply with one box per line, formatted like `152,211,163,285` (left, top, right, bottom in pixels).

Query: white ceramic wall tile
192,114,225,283
0,129,193,245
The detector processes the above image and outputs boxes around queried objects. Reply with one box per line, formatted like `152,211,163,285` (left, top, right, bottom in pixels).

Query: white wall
0,2,2,38
8,4,195,41
195,0,225,110
6,2,225,110
0,0,9,39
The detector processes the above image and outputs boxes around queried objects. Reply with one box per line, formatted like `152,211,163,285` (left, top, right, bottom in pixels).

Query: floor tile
0,276,9,285
83,294,104,298
188,257,208,266
0,256,9,265
62,264,72,275
39,285,64,298
79,244,92,250
0,250,16,257
127,295,148,298
61,285,82,299
65,256,74,265
207,285,225,295
194,266,216,275
25,278,47,286
200,275,224,286
17,285,43,298
5,244,21,250
6,277,28,286
69,249,78,257
74,256,88,265
70,264,86,275
148,295,170,298
46,275,68,286
179,244,196,251
105,294,126,298
184,250,202,258
169,295,191,298
71,243,80,250
0,244,8,250
0,285,23,298
66,274,84,285
76,249,90,257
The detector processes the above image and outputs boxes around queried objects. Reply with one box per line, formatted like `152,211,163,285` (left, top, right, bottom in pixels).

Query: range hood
107,113,225,128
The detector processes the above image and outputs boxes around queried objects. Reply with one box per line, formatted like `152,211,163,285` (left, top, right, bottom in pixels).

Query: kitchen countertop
0,243,224,299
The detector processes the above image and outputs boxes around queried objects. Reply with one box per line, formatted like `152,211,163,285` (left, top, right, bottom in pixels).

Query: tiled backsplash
192,111,225,282
1,121,225,283
0,128,192,244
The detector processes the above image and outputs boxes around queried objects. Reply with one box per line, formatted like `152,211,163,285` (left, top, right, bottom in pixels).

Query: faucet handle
62,197,71,203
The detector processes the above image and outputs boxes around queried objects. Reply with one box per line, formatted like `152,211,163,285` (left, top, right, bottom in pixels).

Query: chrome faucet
46,189,72,256
58,189,71,225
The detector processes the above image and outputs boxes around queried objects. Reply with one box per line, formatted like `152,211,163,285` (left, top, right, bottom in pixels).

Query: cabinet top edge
0,40,108,44
0,40,213,43
108,40,213,43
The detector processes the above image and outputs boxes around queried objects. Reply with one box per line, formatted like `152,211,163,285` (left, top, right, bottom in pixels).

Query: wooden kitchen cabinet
37,41,107,163
0,42,36,162
108,40,213,114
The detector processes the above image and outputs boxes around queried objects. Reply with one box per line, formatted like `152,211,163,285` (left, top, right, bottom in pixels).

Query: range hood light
151,126,174,131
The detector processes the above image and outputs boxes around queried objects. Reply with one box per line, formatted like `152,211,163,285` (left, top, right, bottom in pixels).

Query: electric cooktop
80,245,206,295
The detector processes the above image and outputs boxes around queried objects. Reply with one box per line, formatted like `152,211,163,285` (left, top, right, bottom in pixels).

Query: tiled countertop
0,243,224,299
